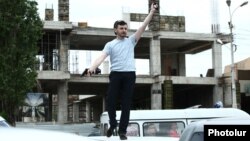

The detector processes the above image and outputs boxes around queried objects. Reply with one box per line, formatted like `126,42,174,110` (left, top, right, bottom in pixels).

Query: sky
35,0,250,76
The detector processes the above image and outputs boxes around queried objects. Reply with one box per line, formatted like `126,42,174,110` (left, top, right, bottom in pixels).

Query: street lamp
226,0,248,108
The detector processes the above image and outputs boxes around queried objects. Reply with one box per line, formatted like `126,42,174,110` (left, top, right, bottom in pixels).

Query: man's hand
80,68,101,77
81,68,93,77
151,1,158,11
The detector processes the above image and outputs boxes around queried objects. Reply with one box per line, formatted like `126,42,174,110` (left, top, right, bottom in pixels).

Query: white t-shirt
103,34,137,72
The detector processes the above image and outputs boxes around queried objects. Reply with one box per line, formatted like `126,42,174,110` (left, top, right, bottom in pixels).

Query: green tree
0,0,43,125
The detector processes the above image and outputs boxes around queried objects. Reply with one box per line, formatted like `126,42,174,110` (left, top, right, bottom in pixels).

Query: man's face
115,25,128,37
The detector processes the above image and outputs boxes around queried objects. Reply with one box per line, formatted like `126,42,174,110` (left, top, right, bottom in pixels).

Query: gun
80,68,89,77
80,68,101,77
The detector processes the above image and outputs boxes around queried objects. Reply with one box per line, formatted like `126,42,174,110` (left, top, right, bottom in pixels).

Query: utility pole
226,0,248,108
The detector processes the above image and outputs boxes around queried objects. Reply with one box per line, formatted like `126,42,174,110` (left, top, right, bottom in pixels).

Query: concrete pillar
224,82,232,107
73,102,79,122
57,80,68,123
212,41,222,77
149,38,161,76
151,83,162,109
163,80,173,109
149,37,162,109
59,34,70,72
57,33,70,123
86,101,91,122
212,40,223,105
178,54,186,76
58,0,69,21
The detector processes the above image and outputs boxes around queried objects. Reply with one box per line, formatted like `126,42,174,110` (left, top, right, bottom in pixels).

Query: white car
0,127,98,141
0,116,11,127
0,127,179,141
179,117,250,141
100,108,250,137
88,136,179,141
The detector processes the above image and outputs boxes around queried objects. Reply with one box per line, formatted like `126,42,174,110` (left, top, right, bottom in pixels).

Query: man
86,2,158,140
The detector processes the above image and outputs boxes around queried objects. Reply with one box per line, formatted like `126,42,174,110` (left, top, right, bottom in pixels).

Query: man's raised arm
134,3,158,41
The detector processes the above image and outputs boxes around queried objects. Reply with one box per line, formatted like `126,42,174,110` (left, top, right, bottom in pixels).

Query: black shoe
119,133,127,140
106,128,114,137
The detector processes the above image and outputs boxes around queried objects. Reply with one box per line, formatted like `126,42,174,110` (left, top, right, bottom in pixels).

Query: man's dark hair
113,20,127,29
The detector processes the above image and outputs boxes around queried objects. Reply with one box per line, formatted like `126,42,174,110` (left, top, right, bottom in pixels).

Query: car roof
0,116,11,127
190,116,250,130
0,116,4,121
0,127,97,141
101,108,250,121
0,128,179,141
88,136,180,141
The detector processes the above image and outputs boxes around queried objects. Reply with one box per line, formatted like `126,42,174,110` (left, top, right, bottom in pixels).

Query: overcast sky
36,0,250,76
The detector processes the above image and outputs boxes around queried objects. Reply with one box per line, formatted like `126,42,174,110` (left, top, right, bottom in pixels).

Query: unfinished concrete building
33,0,245,123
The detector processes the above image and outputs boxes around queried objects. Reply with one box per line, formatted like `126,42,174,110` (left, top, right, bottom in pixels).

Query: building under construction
23,0,250,123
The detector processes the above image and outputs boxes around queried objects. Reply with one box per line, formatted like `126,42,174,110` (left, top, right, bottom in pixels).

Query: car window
143,121,185,137
103,122,139,137
103,123,109,136
126,123,140,136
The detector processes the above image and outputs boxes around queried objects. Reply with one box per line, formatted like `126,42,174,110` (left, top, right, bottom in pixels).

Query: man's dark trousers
106,71,136,134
